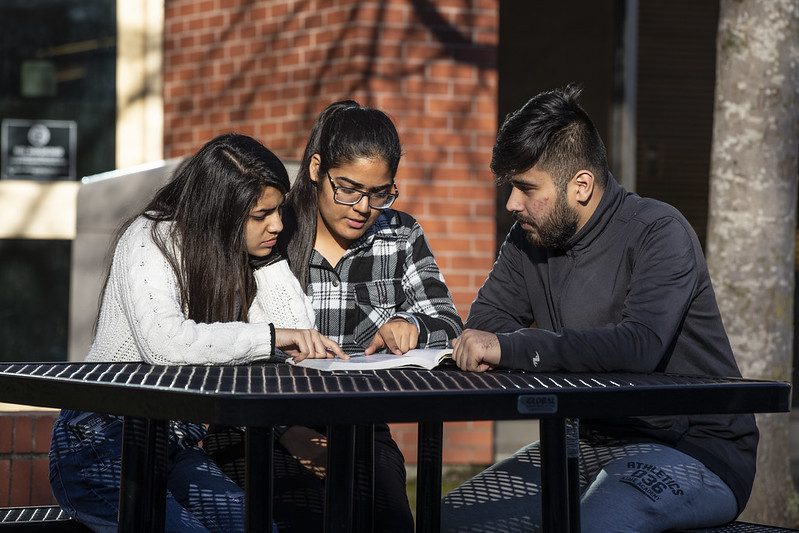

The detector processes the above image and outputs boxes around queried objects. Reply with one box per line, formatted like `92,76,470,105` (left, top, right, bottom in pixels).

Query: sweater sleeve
98,218,275,365
248,259,316,328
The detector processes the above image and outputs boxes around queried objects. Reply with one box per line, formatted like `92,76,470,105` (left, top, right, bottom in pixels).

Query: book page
288,348,453,371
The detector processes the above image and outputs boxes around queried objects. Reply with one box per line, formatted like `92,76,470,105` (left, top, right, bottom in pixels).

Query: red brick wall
0,412,58,507
391,421,493,465
163,0,499,465
163,0,499,317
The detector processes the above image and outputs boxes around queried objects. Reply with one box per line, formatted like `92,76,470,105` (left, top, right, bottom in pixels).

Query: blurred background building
2,0,793,509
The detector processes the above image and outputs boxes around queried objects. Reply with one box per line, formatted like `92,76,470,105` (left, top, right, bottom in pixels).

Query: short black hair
490,83,609,190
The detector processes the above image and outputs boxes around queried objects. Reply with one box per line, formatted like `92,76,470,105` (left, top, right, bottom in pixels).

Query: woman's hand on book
274,329,348,362
364,318,419,355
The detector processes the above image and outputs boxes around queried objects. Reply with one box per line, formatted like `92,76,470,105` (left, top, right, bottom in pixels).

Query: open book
287,348,454,371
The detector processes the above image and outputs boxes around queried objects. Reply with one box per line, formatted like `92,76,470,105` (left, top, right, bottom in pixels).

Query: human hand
274,328,348,362
451,329,500,372
277,426,328,479
364,318,419,355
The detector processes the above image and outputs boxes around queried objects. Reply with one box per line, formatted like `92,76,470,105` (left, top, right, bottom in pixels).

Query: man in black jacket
441,85,757,532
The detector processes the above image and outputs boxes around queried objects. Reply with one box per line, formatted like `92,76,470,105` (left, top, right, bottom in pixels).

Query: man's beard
516,194,579,249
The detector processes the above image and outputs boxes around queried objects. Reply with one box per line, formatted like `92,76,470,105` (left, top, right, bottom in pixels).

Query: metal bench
671,521,799,532
2,505,796,532
0,506,90,531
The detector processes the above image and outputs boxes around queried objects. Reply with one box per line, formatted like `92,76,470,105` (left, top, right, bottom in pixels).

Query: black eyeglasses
327,172,398,209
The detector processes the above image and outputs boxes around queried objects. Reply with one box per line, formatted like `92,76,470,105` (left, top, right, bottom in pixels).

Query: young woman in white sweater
49,133,345,533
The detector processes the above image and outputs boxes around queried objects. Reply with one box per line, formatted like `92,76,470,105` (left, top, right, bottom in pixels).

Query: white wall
68,159,180,361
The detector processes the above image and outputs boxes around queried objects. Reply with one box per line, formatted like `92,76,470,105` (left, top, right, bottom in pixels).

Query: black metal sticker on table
517,394,558,414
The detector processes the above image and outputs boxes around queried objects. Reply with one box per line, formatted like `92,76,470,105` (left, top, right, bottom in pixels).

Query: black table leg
566,418,581,533
540,418,569,533
325,424,355,533
119,416,169,533
245,426,274,533
353,424,374,533
416,421,443,533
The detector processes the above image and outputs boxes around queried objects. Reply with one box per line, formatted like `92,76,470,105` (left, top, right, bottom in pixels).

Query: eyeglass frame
326,171,399,209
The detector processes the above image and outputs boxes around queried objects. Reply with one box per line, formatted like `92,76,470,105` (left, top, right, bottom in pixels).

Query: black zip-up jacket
466,175,758,513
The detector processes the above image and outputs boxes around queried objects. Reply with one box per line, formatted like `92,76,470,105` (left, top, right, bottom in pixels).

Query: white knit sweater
86,216,315,365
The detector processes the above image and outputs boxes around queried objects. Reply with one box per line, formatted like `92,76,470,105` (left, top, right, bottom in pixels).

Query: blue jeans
441,440,738,533
49,410,274,533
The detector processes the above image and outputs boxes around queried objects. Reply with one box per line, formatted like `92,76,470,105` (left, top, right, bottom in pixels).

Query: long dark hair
283,100,402,286
100,133,290,327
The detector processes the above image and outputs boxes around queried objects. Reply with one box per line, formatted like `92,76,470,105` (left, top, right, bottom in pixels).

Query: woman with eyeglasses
285,99,463,354
205,101,463,532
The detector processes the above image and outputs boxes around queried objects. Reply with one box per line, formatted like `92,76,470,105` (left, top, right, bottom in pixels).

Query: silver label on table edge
517,394,558,414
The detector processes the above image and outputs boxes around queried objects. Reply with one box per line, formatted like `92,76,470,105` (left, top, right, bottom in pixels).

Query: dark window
636,0,719,245
496,0,619,246
0,240,71,361
0,0,116,181
0,0,115,362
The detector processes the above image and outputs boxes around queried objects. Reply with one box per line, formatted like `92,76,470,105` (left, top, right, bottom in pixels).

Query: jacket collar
563,173,625,252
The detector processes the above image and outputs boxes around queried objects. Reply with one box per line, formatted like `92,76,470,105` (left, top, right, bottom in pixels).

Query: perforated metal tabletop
0,362,789,425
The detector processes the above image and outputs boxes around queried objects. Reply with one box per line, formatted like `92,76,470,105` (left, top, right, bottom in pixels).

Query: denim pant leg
50,410,219,533
49,411,123,533
441,440,738,533
579,442,738,533
166,445,252,533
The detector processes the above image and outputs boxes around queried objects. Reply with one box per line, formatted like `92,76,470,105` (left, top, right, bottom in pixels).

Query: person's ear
309,154,322,183
572,170,595,205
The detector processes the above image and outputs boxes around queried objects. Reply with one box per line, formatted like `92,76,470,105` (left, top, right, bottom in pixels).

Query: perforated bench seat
2,505,797,532
0,506,89,531
671,521,799,532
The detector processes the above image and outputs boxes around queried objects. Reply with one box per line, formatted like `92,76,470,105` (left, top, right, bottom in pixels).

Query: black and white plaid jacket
307,209,463,353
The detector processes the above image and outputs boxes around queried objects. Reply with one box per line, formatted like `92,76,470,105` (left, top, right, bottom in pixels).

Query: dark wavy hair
491,83,609,191
282,100,402,287
99,133,290,327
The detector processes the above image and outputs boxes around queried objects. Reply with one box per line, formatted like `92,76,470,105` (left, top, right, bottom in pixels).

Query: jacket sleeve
465,225,536,334
398,221,464,348
111,219,275,365
473,219,702,373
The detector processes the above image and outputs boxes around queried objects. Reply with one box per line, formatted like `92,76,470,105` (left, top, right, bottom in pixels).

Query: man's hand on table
451,329,500,372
